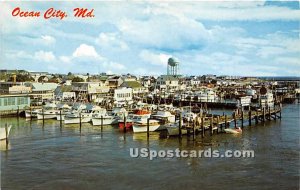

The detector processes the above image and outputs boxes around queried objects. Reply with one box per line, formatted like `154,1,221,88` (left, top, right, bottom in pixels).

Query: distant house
107,76,123,89
156,75,179,92
71,82,110,103
120,81,148,95
0,82,26,94
25,82,58,100
54,85,75,100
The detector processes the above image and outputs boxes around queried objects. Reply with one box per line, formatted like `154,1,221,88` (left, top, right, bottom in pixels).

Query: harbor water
1,104,299,190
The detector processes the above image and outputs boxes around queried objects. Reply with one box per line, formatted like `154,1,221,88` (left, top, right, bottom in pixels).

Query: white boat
64,105,103,124
37,103,59,120
56,104,72,121
25,109,41,118
132,115,160,133
224,127,242,134
151,111,176,123
166,121,187,136
91,109,119,126
0,125,12,140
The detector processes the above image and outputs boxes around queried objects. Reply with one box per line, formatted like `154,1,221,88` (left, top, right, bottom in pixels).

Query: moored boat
224,127,242,134
132,114,160,133
0,125,12,140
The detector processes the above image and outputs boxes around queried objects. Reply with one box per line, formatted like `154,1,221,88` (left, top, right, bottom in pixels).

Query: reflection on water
1,104,299,190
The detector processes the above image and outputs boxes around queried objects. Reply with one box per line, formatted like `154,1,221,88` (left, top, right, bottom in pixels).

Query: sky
1,1,300,76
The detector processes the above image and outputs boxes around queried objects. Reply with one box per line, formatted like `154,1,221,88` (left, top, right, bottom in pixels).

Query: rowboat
224,127,242,134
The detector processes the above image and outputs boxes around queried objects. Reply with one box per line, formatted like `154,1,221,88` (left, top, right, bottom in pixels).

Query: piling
225,115,228,129
241,110,244,128
216,116,220,133
178,114,182,138
30,107,32,120
17,106,20,118
101,115,103,132
263,107,266,122
201,117,204,138
248,111,252,126
60,110,62,127
192,121,195,140
210,117,213,136
5,123,8,145
42,108,45,126
255,110,259,124
234,112,237,128
123,116,127,133
147,118,150,138
79,112,82,133
279,104,282,120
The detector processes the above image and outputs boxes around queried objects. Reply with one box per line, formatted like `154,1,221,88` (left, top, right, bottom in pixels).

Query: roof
120,81,142,88
158,75,179,81
26,82,58,91
55,85,72,93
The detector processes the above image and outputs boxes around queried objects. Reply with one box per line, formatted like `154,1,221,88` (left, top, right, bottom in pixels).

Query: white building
156,75,179,92
114,87,132,102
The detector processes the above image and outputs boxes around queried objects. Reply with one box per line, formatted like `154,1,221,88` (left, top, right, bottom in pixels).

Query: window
4,98,7,106
8,98,13,106
12,97,15,105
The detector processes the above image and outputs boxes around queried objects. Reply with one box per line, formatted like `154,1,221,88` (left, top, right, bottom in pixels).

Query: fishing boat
64,105,104,124
25,109,41,118
56,104,72,121
118,109,151,130
118,114,134,130
224,127,242,134
37,103,60,120
132,114,160,133
91,109,118,126
0,125,12,140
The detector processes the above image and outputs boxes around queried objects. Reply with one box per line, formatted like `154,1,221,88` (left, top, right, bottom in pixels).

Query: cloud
59,56,71,63
41,35,56,45
72,44,101,58
139,50,171,66
34,51,56,62
95,32,129,50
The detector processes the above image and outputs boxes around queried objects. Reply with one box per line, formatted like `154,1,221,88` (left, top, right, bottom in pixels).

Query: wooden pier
146,105,282,139
182,106,282,138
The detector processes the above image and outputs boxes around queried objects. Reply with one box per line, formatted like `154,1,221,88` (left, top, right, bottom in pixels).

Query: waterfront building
0,94,30,114
54,85,75,100
25,82,58,101
72,82,110,103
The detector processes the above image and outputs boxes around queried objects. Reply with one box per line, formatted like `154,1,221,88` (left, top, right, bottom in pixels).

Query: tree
72,76,84,82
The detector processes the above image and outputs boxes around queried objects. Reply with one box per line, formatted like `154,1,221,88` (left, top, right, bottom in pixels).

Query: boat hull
132,123,161,133
64,117,91,124
0,125,12,140
92,117,118,126
118,122,133,130
37,113,58,120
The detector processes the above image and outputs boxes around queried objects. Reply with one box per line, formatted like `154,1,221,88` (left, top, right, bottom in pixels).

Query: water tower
167,57,179,76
